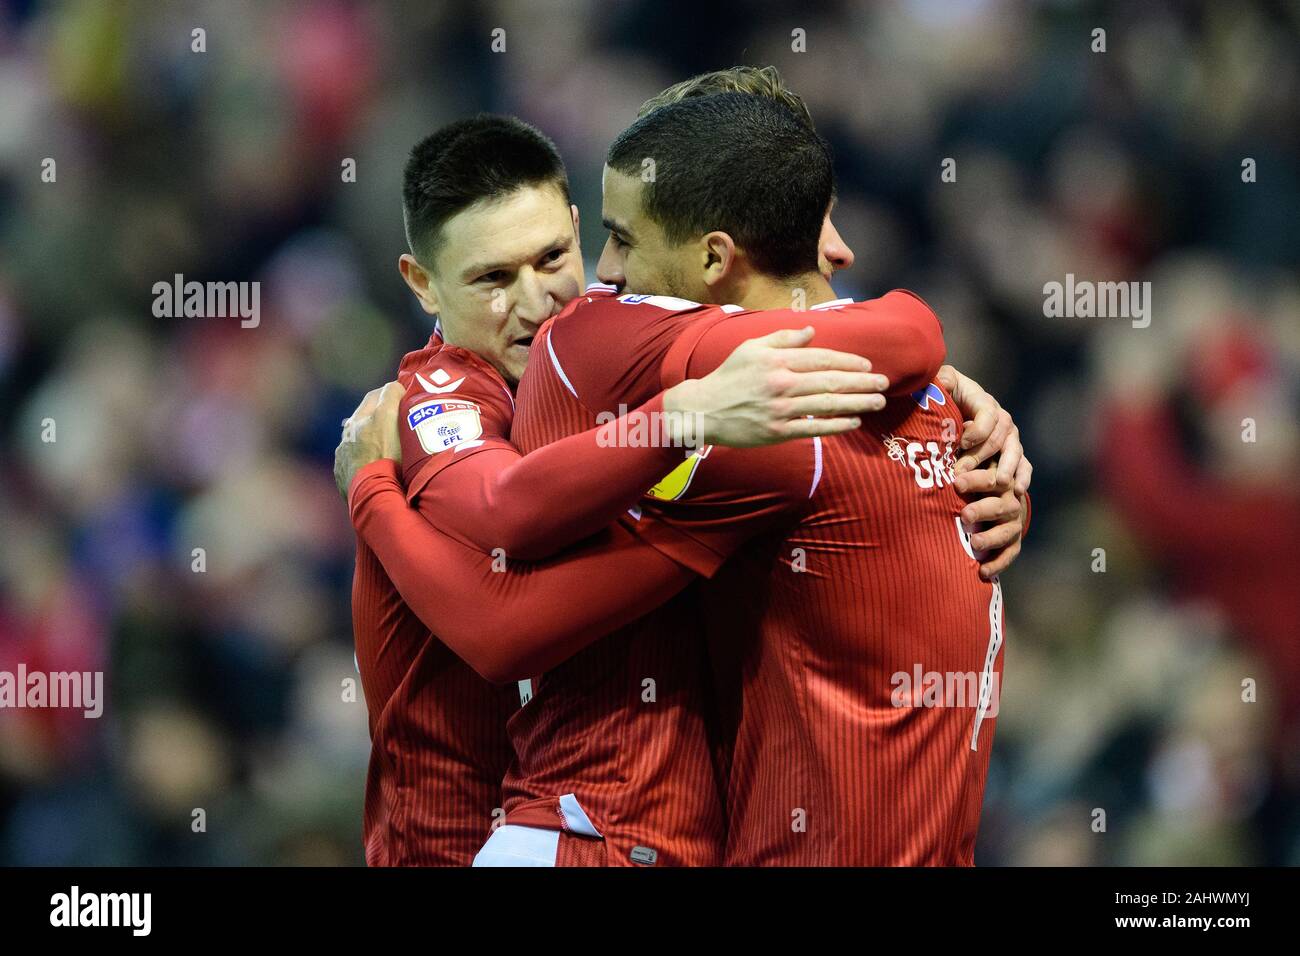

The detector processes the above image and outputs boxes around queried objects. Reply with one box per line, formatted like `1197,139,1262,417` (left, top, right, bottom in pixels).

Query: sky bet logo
407,401,468,429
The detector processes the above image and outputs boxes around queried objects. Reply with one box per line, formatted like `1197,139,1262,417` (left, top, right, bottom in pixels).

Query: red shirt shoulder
543,288,729,412
395,337,516,499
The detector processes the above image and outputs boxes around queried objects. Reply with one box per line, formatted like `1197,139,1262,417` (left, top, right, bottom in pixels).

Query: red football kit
352,289,964,865
529,289,1002,865
656,378,1003,865
352,333,711,865
501,288,950,865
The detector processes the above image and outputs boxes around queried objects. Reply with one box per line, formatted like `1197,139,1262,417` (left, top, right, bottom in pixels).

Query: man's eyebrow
460,233,573,280
602,218,635,241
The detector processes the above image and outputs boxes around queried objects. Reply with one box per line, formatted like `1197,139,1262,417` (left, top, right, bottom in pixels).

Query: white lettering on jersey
884,435,956,490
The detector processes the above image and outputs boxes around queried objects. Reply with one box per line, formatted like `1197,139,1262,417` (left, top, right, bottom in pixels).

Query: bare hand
955,459,1028,578
662,326,889,448
937,365,1032,577
334,381,404,498
936,364,1032,496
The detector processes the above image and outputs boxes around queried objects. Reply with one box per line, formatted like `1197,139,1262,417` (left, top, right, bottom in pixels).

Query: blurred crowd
0,0,1296,865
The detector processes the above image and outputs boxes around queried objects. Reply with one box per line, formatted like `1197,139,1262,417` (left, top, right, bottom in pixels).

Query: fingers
951,462,1011,496
372,381,404,423
349,387,384,422
1014,455,1033,496
781,368,889,397
970,519,1021,553
751,326,815,350
957,405,997,457
787,393,886,417
774,416,862,439
956,410,1013,472
776,346,874,375
946,368,992,441
994,425,1023,488
345,382,402,427
961,489,1021,525
971,488,1029,578
947,369,997,454
979,541,1020,579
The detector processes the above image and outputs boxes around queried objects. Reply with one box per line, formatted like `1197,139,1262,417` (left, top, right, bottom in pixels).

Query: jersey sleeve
543,289,948,578
348,460,697,683
406,391,690,559
543,291,721,413
397,347,517,501
659,289,946,397
619,441,815,577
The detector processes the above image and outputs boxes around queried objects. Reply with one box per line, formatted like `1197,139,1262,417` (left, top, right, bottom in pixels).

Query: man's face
409,183,584,384
595,166,701,299
596,165,856,297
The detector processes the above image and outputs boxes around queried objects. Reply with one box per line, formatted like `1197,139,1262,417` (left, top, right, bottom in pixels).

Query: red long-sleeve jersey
644,293,1000,865
502,288,950,865
353,333,710,865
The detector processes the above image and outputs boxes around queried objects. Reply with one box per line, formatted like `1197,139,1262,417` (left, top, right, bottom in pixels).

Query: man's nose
513,268,554,325
596,237,624,289
820,218,855,273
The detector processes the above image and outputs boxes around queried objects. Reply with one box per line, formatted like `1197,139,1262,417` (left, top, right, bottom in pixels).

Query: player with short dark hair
401,115,571,266
607,93,831,278
346,112,904,866
346,78,1031,866
498,91,1022,864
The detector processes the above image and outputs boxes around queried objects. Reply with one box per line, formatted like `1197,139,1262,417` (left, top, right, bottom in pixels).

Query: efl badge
407,399,483,455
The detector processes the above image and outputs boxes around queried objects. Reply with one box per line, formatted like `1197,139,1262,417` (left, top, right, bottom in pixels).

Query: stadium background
0,0,1297,865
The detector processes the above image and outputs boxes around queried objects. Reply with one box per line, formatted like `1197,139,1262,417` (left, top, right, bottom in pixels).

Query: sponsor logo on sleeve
407,399,484,455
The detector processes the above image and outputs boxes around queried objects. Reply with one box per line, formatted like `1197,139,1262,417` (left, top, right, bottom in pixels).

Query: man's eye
542,248,565,265
478,271,507,284
610,234,629,249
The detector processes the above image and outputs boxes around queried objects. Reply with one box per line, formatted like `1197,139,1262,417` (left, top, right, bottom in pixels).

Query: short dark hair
402,115,570,265
607,92,831,278
637,65,815,131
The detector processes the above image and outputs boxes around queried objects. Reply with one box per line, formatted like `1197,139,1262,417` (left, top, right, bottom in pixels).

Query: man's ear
399,253,440,315
701,231,738,291
570,203,581,237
